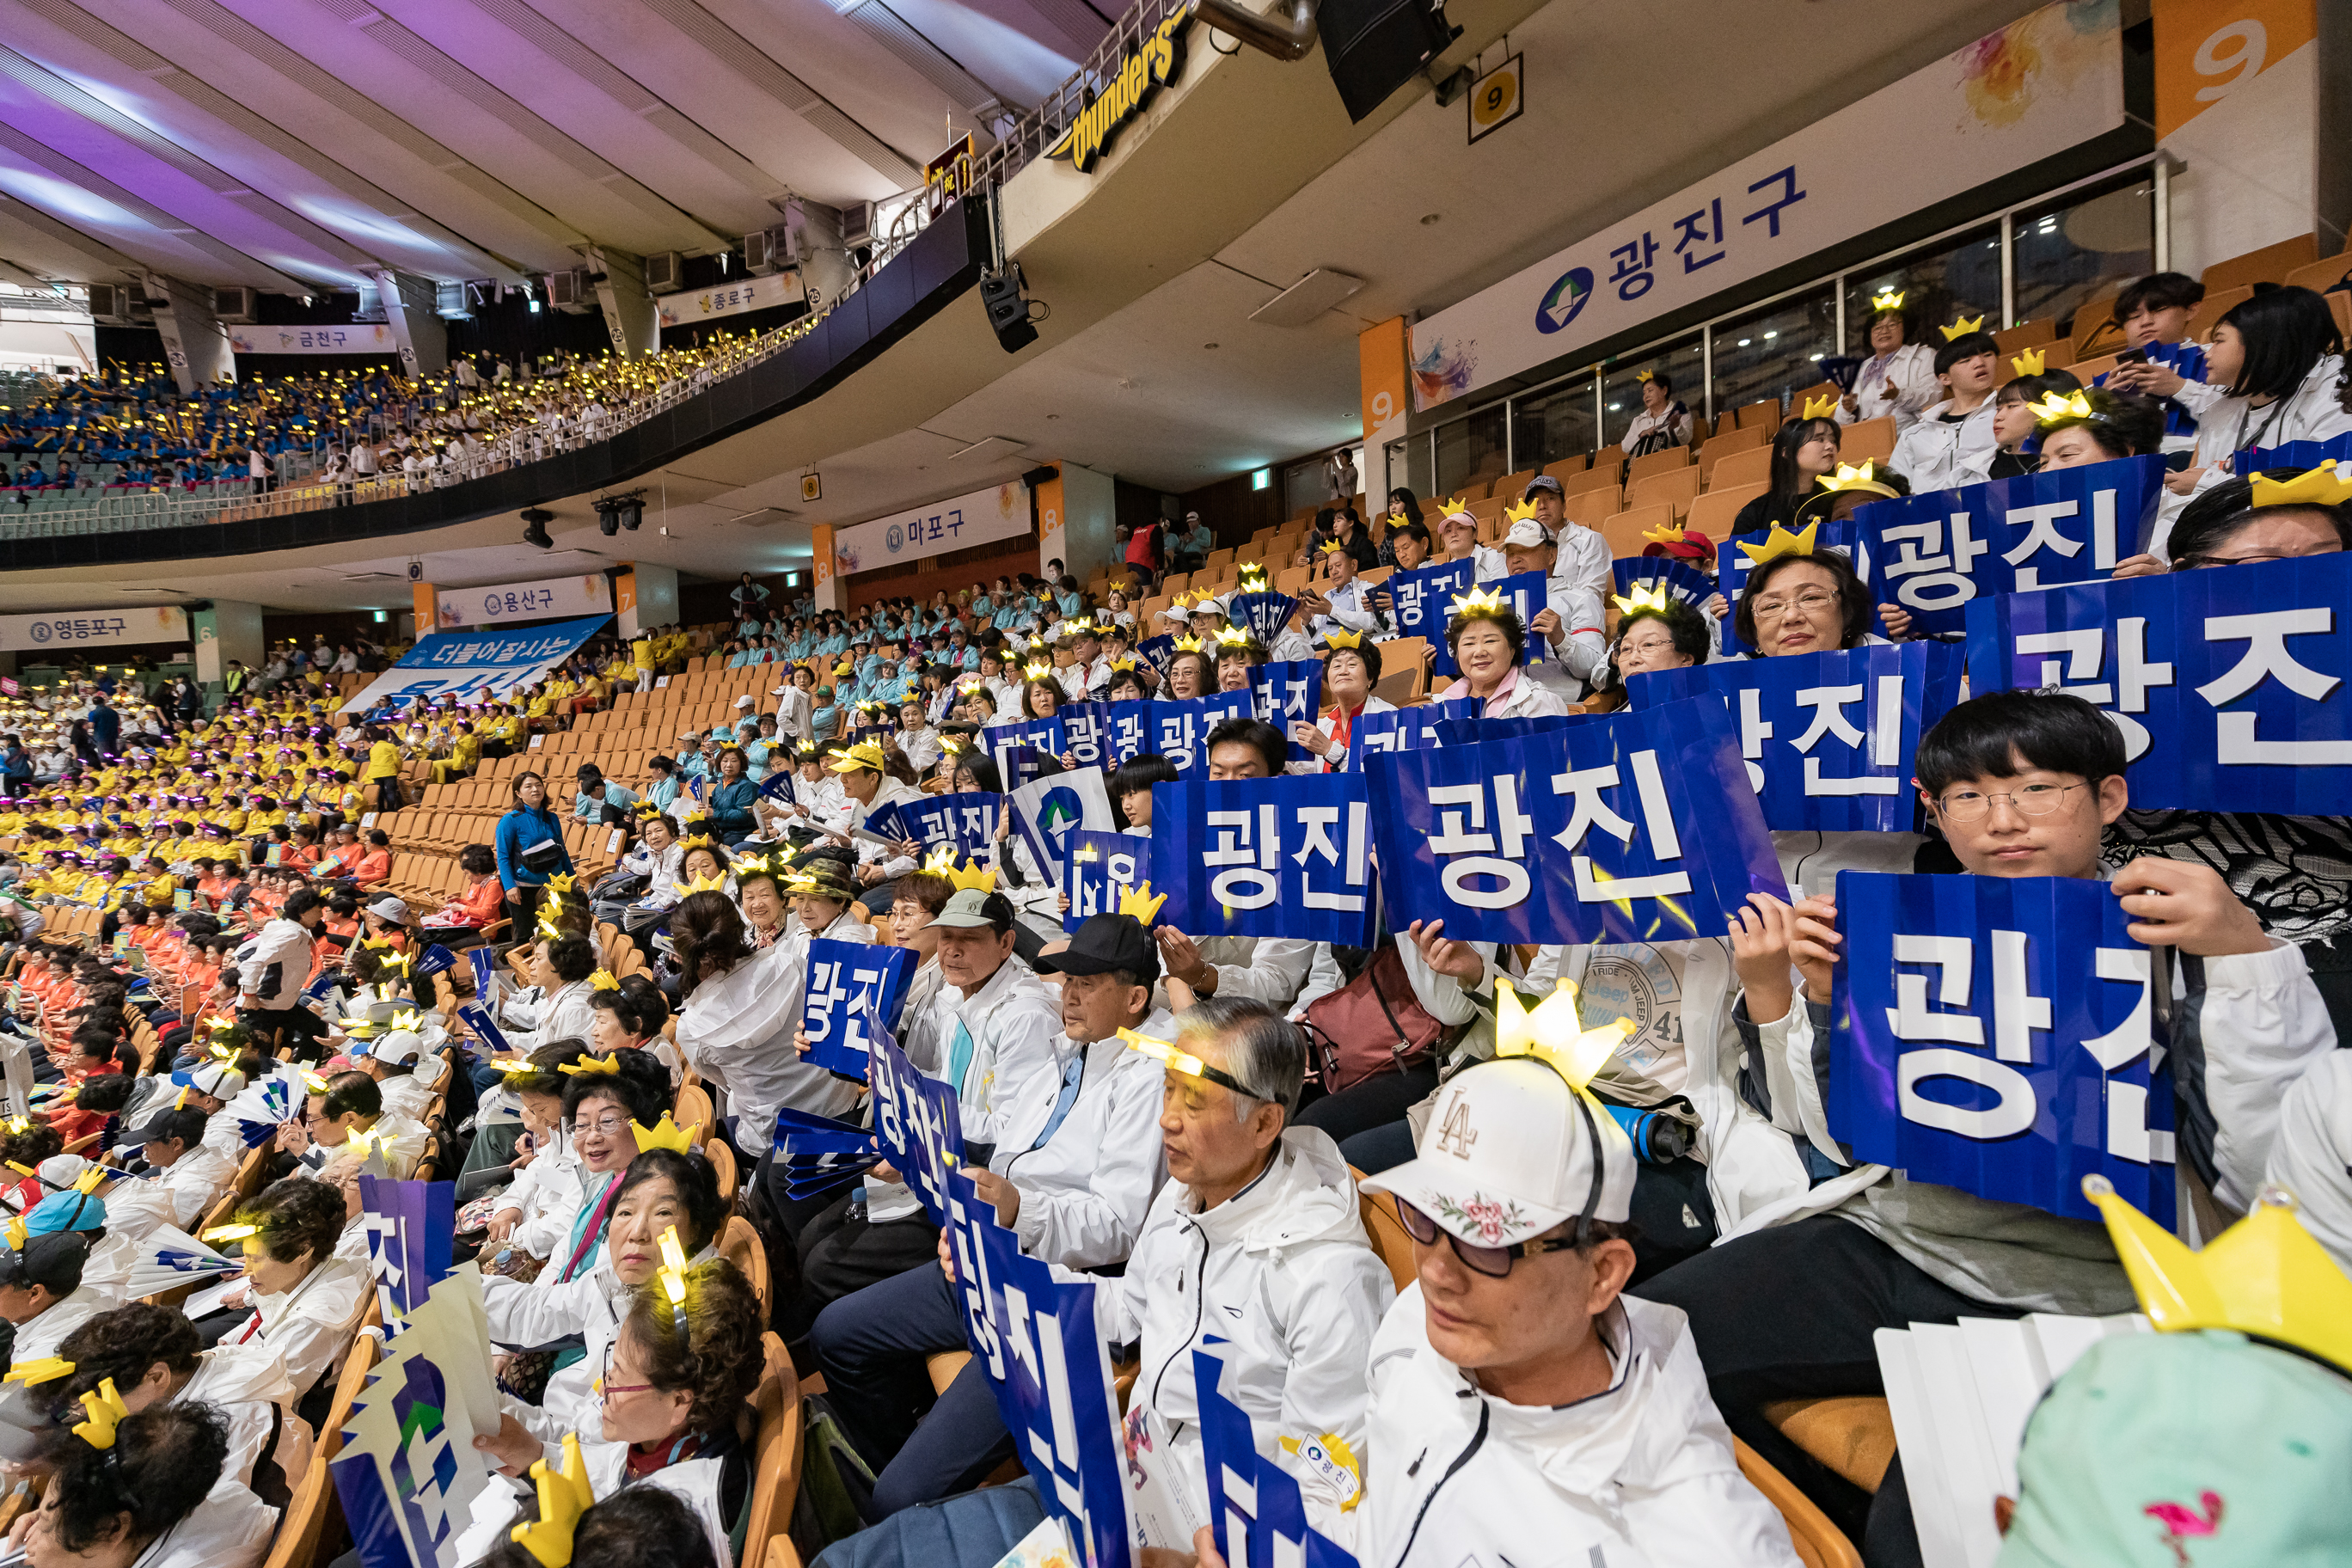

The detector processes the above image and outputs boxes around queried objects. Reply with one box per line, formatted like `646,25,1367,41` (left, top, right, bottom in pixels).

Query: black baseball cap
1033,914,1159,985
0,1232,89,1295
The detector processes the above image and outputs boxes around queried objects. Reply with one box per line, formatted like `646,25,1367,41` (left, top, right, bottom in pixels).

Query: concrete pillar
190,600,263,685
141,273,233,394
1055,462,1117,585
1360,316,1411,508
368,269,449,378
617,563,679,637
812,524,841,612
1033,467,1067,582
586,248,659,358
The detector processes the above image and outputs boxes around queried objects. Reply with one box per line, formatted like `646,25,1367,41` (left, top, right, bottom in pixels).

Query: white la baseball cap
1359,1058,1635,1246
1503,518,1555,549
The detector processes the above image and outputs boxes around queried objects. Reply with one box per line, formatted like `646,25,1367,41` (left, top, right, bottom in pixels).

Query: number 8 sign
1467,54,1524,144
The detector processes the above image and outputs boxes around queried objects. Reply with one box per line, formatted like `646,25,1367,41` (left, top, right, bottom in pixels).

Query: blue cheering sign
946,1170,1134,1568
1383,558,1474,651
1849,455,2164,634
1153,775,1378,946
799,940,918,1079
867,999,965,1226
1139,693,1253,775
1250,660,1325,761
1611,554,1716,611
1344,697,1473,771
984,714,1064,763
1368,695,1785,945
1632,641,1965,832
867,791,1001,861
1198,1350,1359,1568
1964,553,2352,814
1829,873,2174,1228
1063,830,1152,934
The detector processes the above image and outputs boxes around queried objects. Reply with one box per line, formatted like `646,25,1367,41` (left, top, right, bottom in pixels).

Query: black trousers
1633,1212,2026,1568
780,1186,940,1343
1295,1063,1438,1145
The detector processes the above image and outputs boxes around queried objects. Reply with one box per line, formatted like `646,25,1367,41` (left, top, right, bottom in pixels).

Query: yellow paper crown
544,872,576,896
2085,1177,2352,1376
2250,460,2352,509
1799,393,1839,420
1939,315,1986,341
674,871,731,896
388,1007,422,1032
1214,626,1255,650
1108,656,1138,673
1171,634,1204,653
1735,521,1819,564
827,740,886,773
931,852,998,893
558,1052,622,1076
675,832,714,854
2,1357,74,1387
1612,583,1671,617
202,1221,258,1243
1321,628,1366,651
630,1112,698,1153
511,1432,596,1568
1493,979,1631,1093
1634,370,1654,383
1817,461,1896,498
1641,520,1686,547
1440,495,1471,518
1022,661,1055,682
73,1378,132,1450
1870,288,1905,311
1317,539,1344,554
2009,346,2048,377
1446,585,1510,619
1116,880,1169,925
2030,389,2096,424
588,970,620,992
72,1167,104,1196
1503,496,1540,525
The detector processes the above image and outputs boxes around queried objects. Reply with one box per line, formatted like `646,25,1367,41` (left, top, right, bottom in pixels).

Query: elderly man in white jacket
1347,1058,1801,1568
1115,996,1393,1548
810,912,1173,1519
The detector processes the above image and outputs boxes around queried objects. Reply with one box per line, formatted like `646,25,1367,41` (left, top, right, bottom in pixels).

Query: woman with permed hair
23,1401,274,1568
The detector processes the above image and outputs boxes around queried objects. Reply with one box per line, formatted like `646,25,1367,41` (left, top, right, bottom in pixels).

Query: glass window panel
1844,224,2000,357
2012,178,2153,339
1709,289,1838,429
1387,436,1431,501
1600,335,1702,449
1433,402,1509,496
1282,460,1327,518
1510,373,1597,471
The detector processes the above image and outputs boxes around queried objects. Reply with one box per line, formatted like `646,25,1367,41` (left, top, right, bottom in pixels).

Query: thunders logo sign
1046,10,1188,174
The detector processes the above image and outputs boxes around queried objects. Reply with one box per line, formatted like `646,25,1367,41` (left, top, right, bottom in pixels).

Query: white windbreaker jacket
1114,1127,1395,1541
1356,1289,1801,1568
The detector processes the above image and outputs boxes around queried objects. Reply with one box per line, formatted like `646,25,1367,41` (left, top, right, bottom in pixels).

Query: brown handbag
1298,942,1456,1094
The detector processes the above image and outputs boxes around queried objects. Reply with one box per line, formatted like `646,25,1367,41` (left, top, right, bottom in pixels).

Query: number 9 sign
1466,54,1523,144
2153,1,2309,139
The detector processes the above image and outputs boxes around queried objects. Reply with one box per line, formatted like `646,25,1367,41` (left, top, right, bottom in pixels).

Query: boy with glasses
1639,689,2334,1558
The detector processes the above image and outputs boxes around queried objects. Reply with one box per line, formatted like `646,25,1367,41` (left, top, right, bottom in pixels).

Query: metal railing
0,312,825,540
971,0,1195,190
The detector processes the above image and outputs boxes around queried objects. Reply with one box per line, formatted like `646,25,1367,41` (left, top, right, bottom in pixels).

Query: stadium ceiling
0,0,1103,292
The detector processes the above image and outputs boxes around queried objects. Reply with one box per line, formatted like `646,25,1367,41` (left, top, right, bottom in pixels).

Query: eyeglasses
1393,1197,1578,1279
597,1344,651,1400
1747,590,1839,622
571,1114,631,1137
2177,547,2336,570
1934,781,2089,821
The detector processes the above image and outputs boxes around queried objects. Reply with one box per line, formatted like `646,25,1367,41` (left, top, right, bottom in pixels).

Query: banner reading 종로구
1964,551,2352,814
337,616,609,714
1829,872,2174,1228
